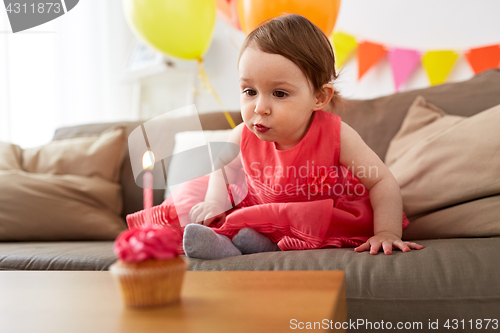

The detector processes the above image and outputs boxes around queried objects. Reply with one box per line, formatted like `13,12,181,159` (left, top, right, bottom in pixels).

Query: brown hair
238,14,342,111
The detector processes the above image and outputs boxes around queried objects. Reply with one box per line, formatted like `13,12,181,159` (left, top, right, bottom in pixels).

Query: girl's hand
188,201,227,226
354,232,424,255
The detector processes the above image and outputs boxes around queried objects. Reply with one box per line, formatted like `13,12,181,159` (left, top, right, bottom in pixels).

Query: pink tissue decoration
114,226,181,262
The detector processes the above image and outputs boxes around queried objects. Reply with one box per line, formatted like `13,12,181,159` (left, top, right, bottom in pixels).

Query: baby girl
129,14,424,259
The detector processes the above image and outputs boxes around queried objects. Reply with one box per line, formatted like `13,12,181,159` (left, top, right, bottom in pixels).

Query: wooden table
0,270,346,333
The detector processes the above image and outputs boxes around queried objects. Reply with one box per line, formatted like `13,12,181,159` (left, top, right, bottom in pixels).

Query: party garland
331,31,500,91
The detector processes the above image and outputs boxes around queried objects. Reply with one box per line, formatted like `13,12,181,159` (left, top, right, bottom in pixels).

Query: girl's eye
274,91,287,98
243,89,256,96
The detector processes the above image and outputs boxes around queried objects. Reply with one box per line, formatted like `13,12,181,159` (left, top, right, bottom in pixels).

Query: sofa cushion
384,96,465,167
23,127,126,183
0,241,116,270
53,120,150,220
188,238,500,323
339,69,500,160
188,238,500,299
53,112,243,218
1,238,499,324
0,171,126,241
384,97,500,240
0,128,128,241
385,97,500,224
2,238,499,302
403,195,500,240
0,142,23,170
172,130,233,155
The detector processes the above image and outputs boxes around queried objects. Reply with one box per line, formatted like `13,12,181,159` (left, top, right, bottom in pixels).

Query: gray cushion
4,237,499,302
189,237,500,326
188,238,500,300
0,242,116,270
2,238,498,325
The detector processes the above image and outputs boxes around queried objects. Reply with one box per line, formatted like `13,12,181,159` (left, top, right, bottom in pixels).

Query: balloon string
196,58,236,129
224,26,241,52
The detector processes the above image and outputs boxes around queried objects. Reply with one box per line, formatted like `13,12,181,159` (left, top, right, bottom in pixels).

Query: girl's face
239,46,323,150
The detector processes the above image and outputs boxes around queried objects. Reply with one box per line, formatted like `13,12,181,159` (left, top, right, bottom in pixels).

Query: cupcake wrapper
110,258,188,307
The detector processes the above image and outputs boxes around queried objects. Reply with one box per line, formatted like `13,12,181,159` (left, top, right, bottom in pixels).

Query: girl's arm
338,122,424,255
189,123,244,225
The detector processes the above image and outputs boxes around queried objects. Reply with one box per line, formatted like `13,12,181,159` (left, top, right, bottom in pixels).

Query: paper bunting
389,48,421,92
331,32,358,69
327,30,500,90
465,45,500,74
422,51,459,85
357,41,387,80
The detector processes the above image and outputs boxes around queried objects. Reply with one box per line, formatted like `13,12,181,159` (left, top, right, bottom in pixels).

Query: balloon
238,0,341,36
216,0,241,30
123,0,216,61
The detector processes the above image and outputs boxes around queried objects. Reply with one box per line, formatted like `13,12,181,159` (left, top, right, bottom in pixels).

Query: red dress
128,110,409,250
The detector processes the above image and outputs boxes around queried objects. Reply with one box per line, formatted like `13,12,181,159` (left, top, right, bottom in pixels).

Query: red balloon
216,0,241,30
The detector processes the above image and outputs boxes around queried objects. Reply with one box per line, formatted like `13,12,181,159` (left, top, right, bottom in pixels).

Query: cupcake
109,226,187,307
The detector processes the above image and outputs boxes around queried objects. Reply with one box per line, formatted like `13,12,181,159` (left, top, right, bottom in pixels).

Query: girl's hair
238,13,342,111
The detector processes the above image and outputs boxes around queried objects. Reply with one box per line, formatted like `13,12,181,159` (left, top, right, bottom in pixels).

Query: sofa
1,69,499,332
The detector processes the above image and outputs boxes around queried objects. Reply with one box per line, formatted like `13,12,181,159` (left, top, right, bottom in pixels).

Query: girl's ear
313,84,334,111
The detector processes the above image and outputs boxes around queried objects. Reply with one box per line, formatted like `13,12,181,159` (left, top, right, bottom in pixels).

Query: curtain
0,0,135,148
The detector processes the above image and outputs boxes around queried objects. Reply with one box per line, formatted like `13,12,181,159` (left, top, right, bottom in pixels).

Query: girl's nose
254,99,271,116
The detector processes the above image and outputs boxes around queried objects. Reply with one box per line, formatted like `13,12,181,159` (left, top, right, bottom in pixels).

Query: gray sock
232,228,280,254
183,224,242,260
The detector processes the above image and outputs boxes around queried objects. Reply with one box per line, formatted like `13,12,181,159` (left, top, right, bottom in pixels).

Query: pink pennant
389,48,421,92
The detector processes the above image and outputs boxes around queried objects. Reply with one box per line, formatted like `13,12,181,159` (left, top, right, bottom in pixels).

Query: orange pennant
357,41,387,80
465,45,500,74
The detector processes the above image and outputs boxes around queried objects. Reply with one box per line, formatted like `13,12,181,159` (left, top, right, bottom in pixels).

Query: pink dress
128,110,409,251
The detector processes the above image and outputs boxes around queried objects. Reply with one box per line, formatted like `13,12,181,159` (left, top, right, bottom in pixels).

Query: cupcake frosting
114,226,181,262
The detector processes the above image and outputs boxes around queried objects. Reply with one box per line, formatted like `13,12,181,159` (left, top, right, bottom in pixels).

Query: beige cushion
0,128,127,241
338,69,500,160
172,130,233,155
385,96,500,238
23,127,126,183
0,171,125,241
403,195,500,240
52,113,244,219
0,142,23,170
385,96,465,167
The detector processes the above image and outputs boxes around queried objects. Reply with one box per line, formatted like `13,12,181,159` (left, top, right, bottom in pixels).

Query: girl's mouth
254,123,269,133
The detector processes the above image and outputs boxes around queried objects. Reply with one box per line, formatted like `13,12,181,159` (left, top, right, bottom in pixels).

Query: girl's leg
183,224,242,260
232,228,280,254
214,199,335,250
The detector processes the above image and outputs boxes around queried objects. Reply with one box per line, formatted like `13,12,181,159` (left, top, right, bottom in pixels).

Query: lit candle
142,150,155,226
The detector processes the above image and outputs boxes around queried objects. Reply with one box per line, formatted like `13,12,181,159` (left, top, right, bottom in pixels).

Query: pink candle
143,171,153,224
142,151,155,226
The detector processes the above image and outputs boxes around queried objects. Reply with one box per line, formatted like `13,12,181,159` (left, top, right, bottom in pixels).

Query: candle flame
142,150,155,170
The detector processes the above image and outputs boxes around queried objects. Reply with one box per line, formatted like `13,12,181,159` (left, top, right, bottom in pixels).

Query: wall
0,0,136,147
137,17,244,118
141,0,500,117
330,0,500,99
4,0,498,143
